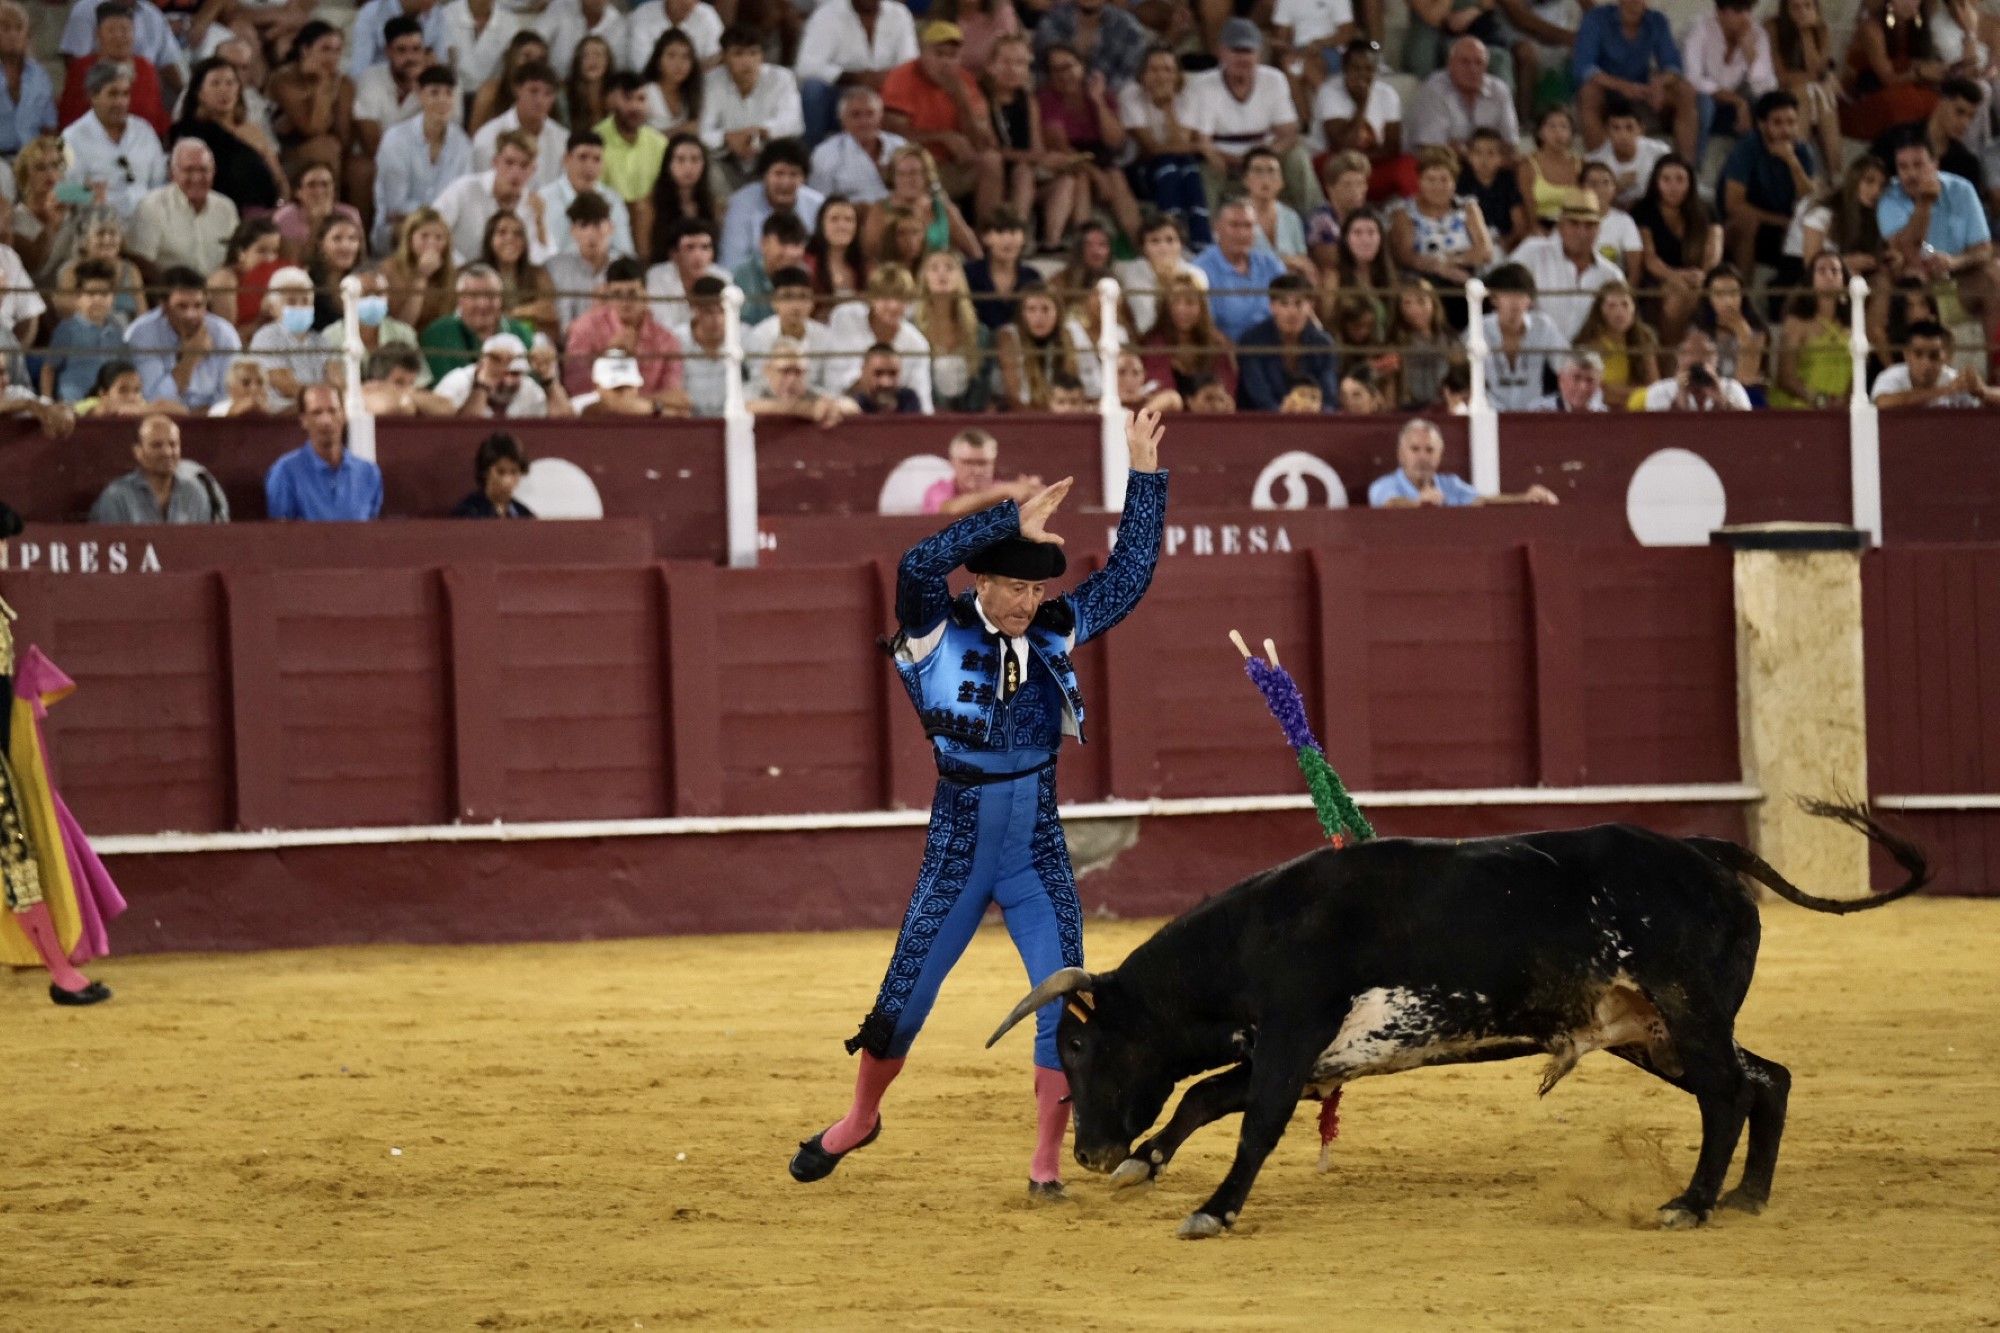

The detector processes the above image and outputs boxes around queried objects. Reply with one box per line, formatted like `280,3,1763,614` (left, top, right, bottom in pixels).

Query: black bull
987,801,1929,1239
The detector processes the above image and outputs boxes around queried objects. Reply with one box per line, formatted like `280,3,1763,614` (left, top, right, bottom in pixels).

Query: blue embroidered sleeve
1069,469,1168,646
895,499,1021,632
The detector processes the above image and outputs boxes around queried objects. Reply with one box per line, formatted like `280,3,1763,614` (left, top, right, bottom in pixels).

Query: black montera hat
965,536,1066,580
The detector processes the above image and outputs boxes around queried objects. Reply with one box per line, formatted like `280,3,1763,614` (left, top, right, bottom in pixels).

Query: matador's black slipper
49,980,112,1006
789,1117,881,1182
1027,1179,1070,1203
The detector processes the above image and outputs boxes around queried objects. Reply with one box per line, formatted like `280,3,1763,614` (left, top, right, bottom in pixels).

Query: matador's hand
1019,476,1073,546
1126,406,1163,473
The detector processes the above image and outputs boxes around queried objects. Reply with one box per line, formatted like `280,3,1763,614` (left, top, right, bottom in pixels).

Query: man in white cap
574,353,670,416
1184,17,1321,212
433,333,570,418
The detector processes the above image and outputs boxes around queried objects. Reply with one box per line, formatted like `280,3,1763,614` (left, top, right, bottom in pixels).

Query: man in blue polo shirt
1369,417,1559,507
1192,198,1286,343
264,385,384,521
1879,136,1997,320
1573,0,1699,160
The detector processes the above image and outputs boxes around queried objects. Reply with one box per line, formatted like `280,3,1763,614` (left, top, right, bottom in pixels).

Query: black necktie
1001,640,1020,701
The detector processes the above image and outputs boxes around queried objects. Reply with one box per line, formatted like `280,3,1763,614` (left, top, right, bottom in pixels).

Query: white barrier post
339,274,376,464
1846,273,1882,545
1463,277,1499,496
721,283,758,567
1096,276,1126,514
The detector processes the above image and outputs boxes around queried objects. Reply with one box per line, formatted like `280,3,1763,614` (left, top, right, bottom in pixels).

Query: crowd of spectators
0,0,1991,435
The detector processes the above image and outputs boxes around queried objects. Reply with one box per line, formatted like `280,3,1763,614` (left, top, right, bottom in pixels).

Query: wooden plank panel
222,570,285,830
484,567,667,821
24,573,232,836
1976,558,2000,792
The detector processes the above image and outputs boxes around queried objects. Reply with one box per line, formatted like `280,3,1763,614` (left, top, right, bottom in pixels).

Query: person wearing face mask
245,265,333,408
320,270,428,387
789,408,1169,1202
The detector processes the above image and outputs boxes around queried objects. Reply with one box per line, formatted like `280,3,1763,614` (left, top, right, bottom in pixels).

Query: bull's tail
1689,799,1931,915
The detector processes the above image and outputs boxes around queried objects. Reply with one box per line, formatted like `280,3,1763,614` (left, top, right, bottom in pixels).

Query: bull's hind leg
1718,1049,1791,1215
1611,1027,1754,1228
1109,1064,1252,1189
1656,1037,1754,1228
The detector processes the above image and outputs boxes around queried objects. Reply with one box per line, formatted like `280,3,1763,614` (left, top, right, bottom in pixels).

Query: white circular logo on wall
878,454,955,515
1252,451,1347,510
513,457,604,519
1625,448,1726,546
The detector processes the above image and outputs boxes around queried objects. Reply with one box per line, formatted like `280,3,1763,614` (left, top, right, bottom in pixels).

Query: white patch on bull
1306,987,1518,1094
1538,972,1679,1094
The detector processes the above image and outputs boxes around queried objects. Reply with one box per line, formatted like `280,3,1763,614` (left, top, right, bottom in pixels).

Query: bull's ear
985,967,1094,1048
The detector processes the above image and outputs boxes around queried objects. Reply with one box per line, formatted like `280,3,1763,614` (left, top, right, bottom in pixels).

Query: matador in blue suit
790,410,1169,1199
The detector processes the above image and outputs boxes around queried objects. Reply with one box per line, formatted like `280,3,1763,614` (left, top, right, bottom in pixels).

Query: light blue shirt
1475,311,1570,411
373,116,474,253
807,131,904,204
124,307,240,410
0,57,56,156
1369,469,1482,507
1191,244,1286,343
538,176,636,257
60,0,183,69
264,443,384,522
1876,173,1991,257
718,181,826,272
348,0,452,75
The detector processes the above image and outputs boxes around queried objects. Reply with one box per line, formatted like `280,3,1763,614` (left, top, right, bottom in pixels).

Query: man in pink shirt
561,256,691,410
920,426,1042,515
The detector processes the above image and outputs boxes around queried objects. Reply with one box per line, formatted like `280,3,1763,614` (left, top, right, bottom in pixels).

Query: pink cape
17,646,127,961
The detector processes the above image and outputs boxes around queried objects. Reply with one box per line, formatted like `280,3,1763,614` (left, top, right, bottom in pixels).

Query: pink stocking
15,903,89,992
1030,1066,1071,1184
822,1052,903,1154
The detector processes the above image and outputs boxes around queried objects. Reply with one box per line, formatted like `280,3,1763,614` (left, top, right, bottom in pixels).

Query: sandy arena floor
5,897,1997,1331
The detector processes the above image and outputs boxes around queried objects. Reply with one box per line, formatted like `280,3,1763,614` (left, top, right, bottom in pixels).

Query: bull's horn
985,967,1094,1048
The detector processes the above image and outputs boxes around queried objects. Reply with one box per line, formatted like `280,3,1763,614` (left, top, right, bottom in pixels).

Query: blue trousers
862,763,1083,1070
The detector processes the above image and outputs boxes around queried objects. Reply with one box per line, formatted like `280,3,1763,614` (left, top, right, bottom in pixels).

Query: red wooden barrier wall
1,408,1992,545
0,541,1740,839
1863,546,2000,896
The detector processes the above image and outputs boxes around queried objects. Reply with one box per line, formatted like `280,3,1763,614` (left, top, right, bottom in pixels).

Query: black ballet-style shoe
1026,1179,1069,1203
49,980,111,1006
788,1117,881,1182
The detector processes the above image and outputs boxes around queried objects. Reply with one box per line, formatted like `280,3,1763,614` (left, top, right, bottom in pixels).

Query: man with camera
1642,327,1751,410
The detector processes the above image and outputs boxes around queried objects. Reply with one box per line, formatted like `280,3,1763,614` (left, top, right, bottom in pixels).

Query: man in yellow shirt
595,71,667,235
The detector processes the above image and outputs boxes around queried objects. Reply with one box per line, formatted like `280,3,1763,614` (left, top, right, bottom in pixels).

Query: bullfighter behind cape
790,409,1169,1198
0,505,126,1005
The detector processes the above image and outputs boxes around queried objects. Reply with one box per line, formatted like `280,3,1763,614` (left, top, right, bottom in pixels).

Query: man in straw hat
791,409,1169,1200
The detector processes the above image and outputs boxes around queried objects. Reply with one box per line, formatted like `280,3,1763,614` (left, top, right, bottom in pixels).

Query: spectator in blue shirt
1878,136,1997,321
1192,199,1287,343
1573,0,1699,162
0,3,57,155
733,210,810,327
718,138,825,272
1369,418,1560,507
348,0,449,77
265,385,385,521
124,266,242,411
1237,273,1339,411
1719,90,1817,278
42,259,128,403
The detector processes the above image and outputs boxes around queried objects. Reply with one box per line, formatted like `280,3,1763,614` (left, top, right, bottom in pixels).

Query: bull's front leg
1179,1047,1319,1239
1109,1064,1252,1190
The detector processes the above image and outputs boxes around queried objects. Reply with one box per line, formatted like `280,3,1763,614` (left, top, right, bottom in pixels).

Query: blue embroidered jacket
889,469,1168,757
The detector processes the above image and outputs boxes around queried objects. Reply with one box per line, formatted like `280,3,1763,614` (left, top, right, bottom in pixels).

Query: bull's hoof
1718,1187,1767,1216
1176,1211,1228,1240
1108,1158,1155,1190
1656,1204,1709,1230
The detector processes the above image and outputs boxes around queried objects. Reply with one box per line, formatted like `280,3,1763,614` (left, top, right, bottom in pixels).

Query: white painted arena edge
92,783,1764,856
